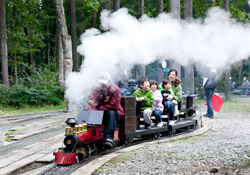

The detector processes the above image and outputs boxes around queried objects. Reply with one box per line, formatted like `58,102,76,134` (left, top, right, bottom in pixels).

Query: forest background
0,0,250,111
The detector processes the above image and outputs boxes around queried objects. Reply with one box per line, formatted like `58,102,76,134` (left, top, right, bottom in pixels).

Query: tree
139,0,144,16
56,0,73,87
157,0,163,14
70,0,78,72
0,0,10,87
184,0,194,94
114,0,120,11
156,0,165,84
138,0,145,77
104,0,111,10
24,25,34,66
169,0,181,77
224,0,231,99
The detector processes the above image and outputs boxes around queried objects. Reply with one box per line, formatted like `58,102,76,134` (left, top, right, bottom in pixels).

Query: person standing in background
202,65,217,119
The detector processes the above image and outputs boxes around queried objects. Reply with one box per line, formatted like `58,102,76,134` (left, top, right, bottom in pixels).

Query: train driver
88,72,124,149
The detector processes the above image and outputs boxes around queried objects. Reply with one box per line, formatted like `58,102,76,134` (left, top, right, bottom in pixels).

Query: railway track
38,104,206,175
38,125,199,175
0,111,66,148
0,127,64,155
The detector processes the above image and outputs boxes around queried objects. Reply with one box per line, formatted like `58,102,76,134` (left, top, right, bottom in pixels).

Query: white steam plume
65,7,250,110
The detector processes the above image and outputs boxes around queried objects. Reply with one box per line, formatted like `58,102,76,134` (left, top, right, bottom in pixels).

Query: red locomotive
54,112,119,165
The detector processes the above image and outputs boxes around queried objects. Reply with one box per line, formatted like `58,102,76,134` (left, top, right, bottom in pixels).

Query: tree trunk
238,61,243,81
137,0,145,78
14,54,18,84
57,28,64,87
184,0,192,20
139,0,144,17
113,0,120,11
184,0,194,94
104,0,111,10
70,0,78,72
24,25,34,66
56,0,73,87
12,5,18,84
0,0,10,87
169,0,181,79
156,0,164,83
92,10,97,28
224,0,230,99
46,18,50,64
170,0,180,19
224,0,229,11
158,0,163,14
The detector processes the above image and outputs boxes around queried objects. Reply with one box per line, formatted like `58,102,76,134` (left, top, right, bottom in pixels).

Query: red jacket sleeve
88,89,98,110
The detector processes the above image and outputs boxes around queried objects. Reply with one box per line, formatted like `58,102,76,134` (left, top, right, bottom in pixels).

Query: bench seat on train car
135,101,180,129
135,95,197,129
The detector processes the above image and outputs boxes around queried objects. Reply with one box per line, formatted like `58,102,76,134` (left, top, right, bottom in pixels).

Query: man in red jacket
88,72,124,149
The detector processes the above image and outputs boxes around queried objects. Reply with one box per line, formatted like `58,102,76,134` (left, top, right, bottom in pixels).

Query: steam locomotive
54,95,199,165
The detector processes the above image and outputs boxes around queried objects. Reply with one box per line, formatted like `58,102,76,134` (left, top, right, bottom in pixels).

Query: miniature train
54,95,199,165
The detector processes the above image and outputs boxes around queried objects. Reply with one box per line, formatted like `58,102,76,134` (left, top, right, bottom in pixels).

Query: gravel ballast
93,111,250,175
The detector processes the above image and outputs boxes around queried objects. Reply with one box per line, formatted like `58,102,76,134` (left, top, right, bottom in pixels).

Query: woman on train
159,69,182,125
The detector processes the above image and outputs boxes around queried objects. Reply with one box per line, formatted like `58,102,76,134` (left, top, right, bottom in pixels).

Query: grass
195,97,250,113
5,129,15,142
220,98,250,113
0,100,67,116
172,136,201,143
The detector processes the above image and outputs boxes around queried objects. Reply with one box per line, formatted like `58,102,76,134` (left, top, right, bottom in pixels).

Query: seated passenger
88,72,124,149
149,80,164,127
158,69,182,125
132,77,154,129
160,79,178,117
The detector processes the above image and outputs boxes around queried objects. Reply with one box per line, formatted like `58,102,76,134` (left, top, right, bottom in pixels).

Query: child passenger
159,80,179,117
149,80,164,127
132,77,154,129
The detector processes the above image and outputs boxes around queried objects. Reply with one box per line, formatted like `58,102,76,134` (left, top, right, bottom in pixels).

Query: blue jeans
154,109,163,123
103,110,120,142
164,101,175,121
205,88,214,117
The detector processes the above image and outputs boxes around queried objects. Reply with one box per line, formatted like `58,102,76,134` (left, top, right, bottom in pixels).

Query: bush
0,64,64,108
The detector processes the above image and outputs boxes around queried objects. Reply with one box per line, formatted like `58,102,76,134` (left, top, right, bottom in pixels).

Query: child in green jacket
132,77,154,129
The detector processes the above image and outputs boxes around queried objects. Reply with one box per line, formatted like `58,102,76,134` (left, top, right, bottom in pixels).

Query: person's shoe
203,114,210,117
203,114,214,119
209,115,214,119
156,122,163,127
104,141,113,149
169,120,175,125
145,124,152,129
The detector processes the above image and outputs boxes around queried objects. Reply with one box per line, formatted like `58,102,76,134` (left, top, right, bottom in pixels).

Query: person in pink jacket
150,80,164,127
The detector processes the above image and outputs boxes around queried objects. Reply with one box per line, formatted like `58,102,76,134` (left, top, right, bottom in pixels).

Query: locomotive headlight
67,140,72,145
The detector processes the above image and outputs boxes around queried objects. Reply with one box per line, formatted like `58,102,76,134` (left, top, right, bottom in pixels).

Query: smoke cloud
65,7,250,110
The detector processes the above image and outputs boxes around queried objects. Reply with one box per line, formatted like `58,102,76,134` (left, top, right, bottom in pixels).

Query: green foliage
230,4,250,23
6,0,49,57
83,0,106,13
0,64,64,107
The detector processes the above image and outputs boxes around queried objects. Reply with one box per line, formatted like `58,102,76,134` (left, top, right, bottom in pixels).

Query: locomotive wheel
154,133,161,139
125,138,132,145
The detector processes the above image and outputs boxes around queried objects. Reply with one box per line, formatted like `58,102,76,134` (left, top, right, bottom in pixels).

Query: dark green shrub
0,64,64,107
